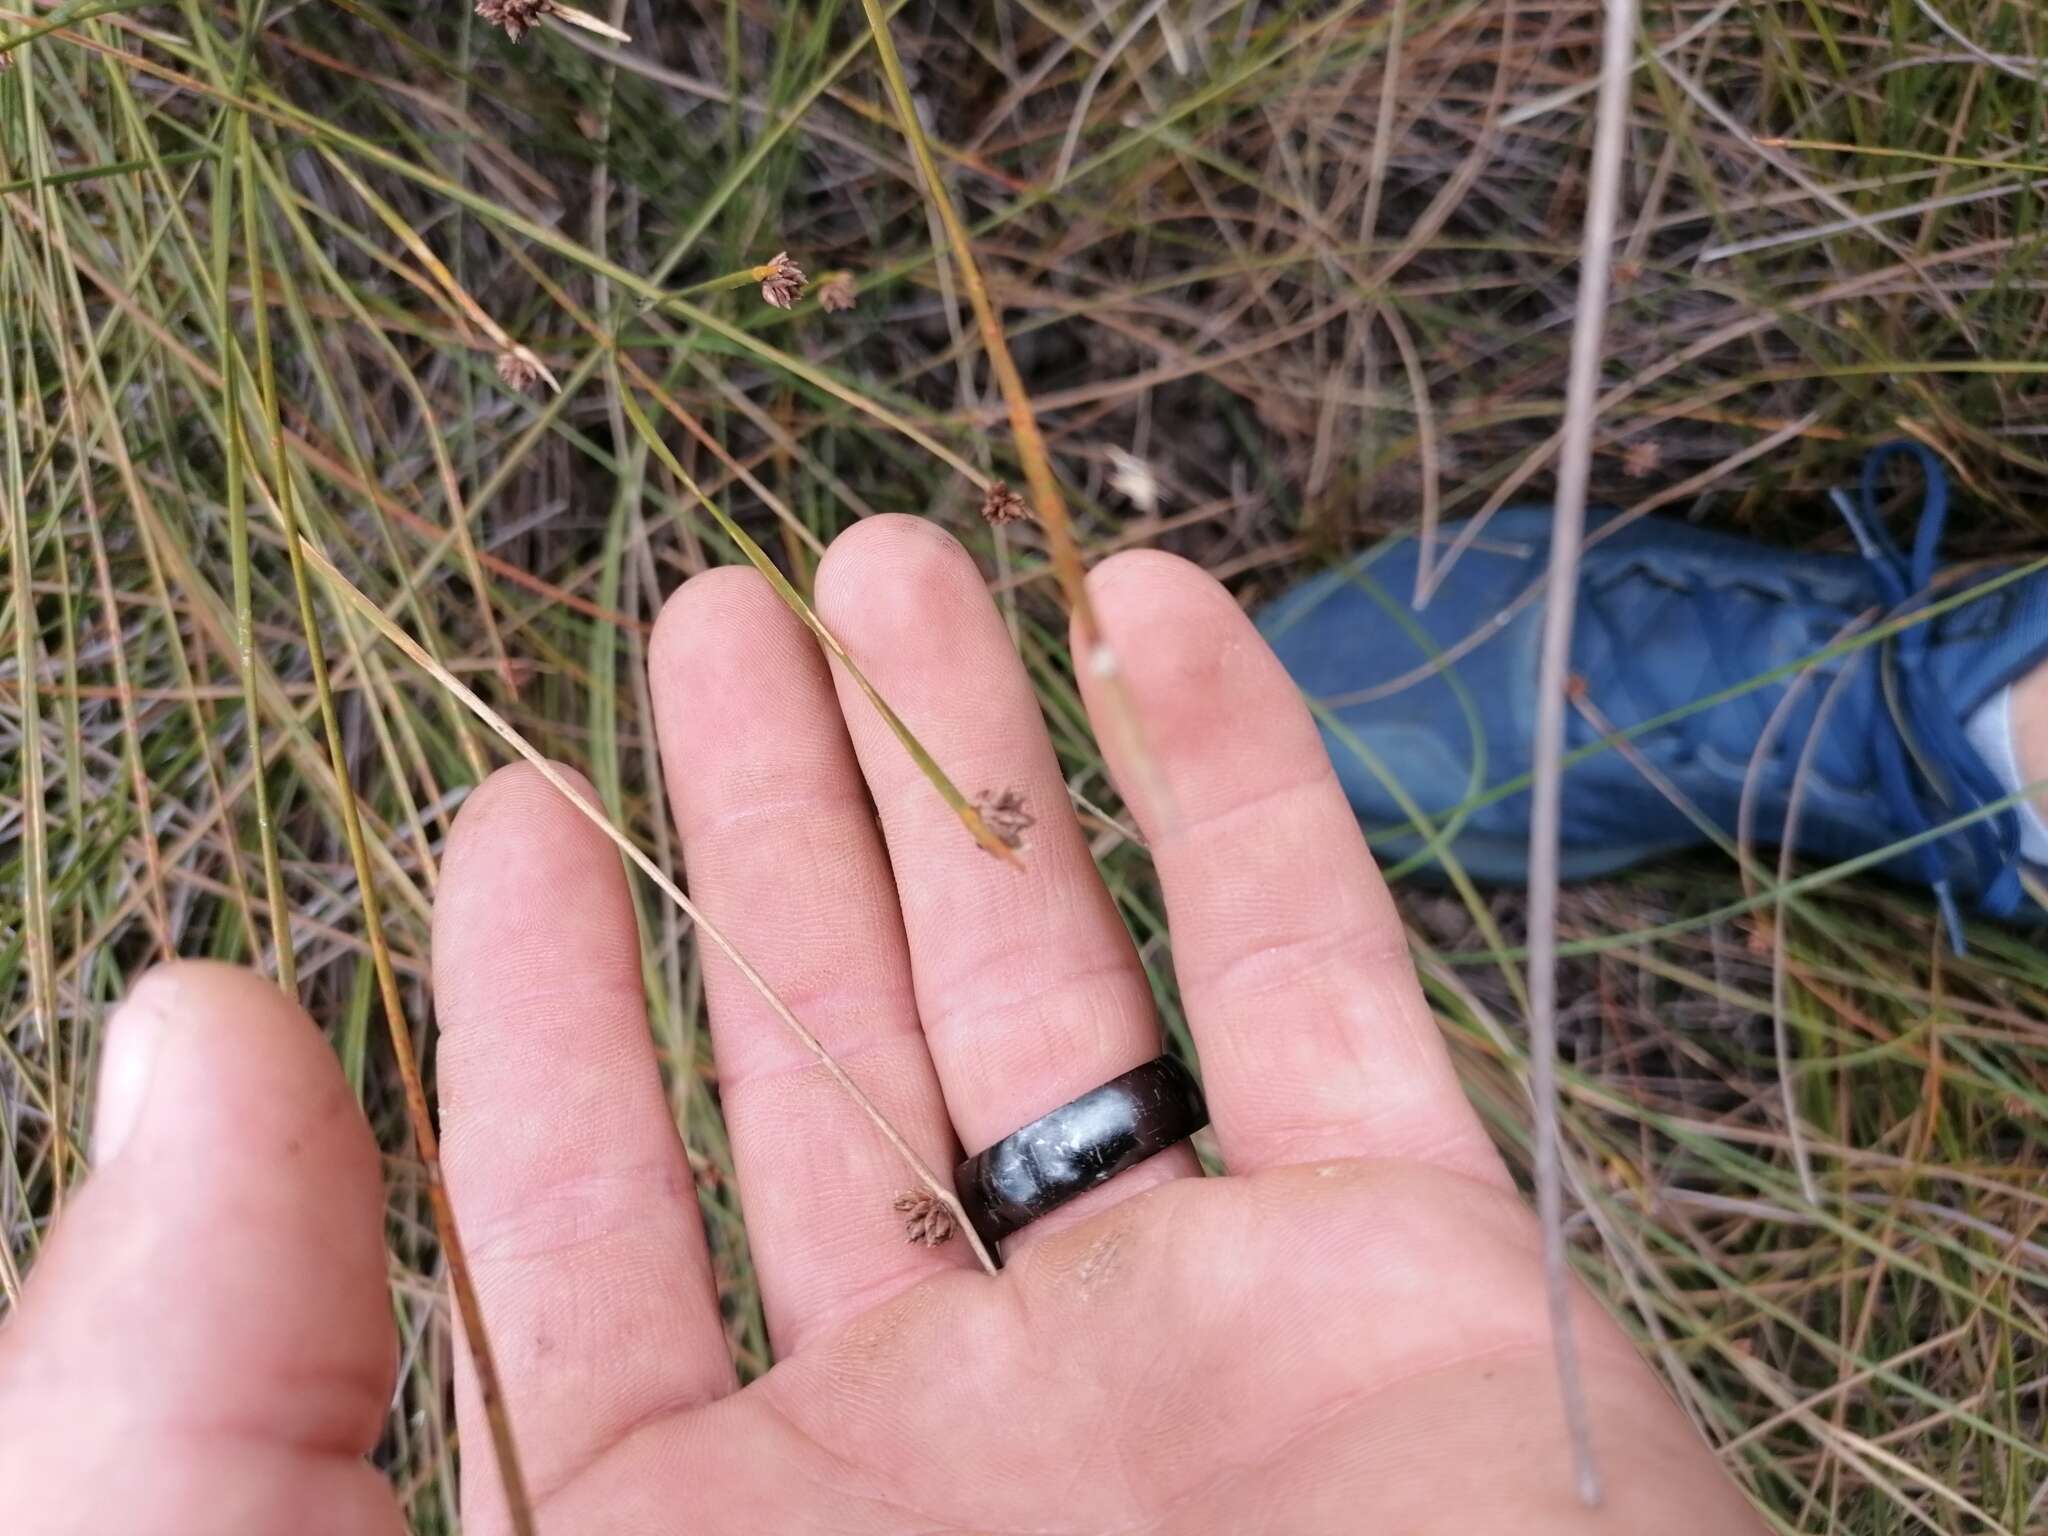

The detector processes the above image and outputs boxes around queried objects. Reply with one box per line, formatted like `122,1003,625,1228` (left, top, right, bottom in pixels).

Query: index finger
1079,551,1505,1186
433,765,736,1520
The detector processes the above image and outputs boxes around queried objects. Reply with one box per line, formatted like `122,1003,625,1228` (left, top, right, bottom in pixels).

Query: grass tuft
8,1,2048,1529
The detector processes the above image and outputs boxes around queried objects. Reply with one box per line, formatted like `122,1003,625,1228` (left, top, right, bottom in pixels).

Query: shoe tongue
1923,561,2048,722
1789,562,2048,815
1875,560,2048,919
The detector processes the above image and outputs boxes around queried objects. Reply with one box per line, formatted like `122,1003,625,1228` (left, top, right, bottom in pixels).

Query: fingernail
95,973,177,1165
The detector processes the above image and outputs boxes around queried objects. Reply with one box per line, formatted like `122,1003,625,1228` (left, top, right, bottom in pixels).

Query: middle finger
815,517,1198,1247
652,567,971,1356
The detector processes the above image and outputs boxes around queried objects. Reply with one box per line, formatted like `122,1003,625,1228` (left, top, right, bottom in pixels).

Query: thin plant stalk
616,387,1020,863
1524,0,1640,1508
297,533,1002,1279
81,438,174,959
220,116,296,989
2,251,55,1059
850,0,1172,827
495,232,1005,857
235,139,538,1536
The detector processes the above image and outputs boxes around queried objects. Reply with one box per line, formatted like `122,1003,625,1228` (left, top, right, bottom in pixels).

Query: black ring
954,1055,1207,1257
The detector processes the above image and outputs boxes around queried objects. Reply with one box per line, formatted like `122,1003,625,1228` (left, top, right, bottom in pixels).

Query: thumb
0,961,401,1536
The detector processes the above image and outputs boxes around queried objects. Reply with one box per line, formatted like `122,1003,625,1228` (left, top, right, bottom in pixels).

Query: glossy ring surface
954,1055,1207,1257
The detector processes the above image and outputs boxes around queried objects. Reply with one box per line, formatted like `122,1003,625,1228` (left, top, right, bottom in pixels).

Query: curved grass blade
296,534,1000,1276
849,0,1172,829
617,387,1019,863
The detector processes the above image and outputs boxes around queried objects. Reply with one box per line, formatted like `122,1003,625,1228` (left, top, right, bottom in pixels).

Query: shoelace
1831,441,2024,950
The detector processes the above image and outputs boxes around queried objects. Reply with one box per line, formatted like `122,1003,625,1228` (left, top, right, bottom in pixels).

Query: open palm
4,521,1761,1534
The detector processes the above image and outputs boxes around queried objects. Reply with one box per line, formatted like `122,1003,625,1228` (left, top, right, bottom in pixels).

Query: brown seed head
816,272,857,313
974,789,1034,852
496,349,543,392
893,1189,956,1248
1621,439,1662,480
758,252,807,310
476,0,553,42
980,481,1029,525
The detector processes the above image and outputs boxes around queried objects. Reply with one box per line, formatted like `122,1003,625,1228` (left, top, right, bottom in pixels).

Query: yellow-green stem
618,384,1019,863
237,134,537,1536
299,533,1001,1279
850,0,1171,824
222,115,296,989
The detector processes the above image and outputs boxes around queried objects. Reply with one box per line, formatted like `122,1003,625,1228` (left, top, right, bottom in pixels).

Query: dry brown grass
7,1,2048,1529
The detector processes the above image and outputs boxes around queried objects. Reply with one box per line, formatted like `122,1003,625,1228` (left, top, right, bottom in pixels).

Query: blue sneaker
1259,444,2048,941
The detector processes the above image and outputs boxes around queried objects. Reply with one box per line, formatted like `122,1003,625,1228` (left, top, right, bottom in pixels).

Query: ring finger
814,517,1198,1254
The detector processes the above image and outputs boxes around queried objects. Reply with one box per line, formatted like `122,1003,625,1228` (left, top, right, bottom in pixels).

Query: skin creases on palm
479,1161,1742,1535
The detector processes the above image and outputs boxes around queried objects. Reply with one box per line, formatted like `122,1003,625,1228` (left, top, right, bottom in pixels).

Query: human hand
1,519,1765,1533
